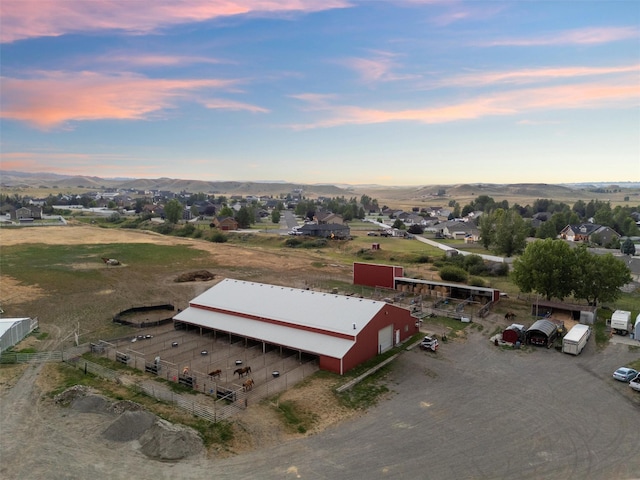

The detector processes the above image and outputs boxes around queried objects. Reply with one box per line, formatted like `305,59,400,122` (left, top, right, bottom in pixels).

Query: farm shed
352,262,501,303
526,319,558,347
502,324,525,344
173,279,417,375
530,300,597,325
0,317,38,354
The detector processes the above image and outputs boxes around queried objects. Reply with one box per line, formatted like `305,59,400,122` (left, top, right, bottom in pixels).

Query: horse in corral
234,366,251,377
243,378,254,392
209,369,222,379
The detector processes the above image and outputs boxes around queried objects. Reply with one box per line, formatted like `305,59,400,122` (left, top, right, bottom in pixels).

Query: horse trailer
562,324,591,356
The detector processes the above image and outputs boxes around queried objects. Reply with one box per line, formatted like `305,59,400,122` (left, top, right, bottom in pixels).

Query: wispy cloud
484,26,638,47
0,0,353,43
0,71,264,129
95,53,228,68
203,98,269,113
289,77,639,129
446,64,640,86
339,51,420,83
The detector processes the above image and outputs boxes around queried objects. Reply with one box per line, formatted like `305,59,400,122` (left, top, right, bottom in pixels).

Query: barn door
378,325,393,353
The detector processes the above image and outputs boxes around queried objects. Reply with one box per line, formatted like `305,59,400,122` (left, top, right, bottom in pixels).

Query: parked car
630,373,640,392
420,336,439,352
612,367,638,382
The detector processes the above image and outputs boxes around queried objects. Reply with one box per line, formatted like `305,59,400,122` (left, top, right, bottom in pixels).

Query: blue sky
1,1,638,186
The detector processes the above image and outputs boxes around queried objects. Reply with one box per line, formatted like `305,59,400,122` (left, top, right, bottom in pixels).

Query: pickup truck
419,336,439,352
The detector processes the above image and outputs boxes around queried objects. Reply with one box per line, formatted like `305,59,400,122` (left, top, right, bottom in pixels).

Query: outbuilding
526,319,559,347
173,278,417,375
0,317,38,354
502,324,525,344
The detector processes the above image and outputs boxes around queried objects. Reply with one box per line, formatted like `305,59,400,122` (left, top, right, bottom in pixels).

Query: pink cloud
0,71,264,129
96,54,227,68
484,26,638,47
203,98,269,113
289,77,640,129
446,64,640,86
0,0,352,43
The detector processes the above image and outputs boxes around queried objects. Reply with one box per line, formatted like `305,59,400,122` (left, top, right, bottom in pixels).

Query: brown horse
243,378,254,391
208,369,222,379
234,366,251,377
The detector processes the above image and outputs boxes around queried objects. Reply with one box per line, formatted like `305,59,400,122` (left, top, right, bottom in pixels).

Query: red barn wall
353,262,403,289
342,304,417,373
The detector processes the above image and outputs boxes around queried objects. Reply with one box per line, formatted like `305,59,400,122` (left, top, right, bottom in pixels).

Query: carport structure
173,278,417,375
526,319,559,347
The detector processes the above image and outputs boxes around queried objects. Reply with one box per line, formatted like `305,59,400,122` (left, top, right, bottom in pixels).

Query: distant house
14,205,42,220
560,224,620,245
213,216,238,231
298,223,350,239
315,211,344,225
439,220,479,241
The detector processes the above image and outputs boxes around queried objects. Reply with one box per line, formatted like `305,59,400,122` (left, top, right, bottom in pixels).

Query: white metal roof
174,307,355,358
0,318,30,337
174,278,389,358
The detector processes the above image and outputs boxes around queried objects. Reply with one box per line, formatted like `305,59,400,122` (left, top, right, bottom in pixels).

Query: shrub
469,276,486,287
176,223,196,237
439,265,468,283
285,237,303,248
414,254,430,264
210,231,228,243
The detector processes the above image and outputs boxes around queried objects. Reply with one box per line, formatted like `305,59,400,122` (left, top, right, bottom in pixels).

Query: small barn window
404,325,408,332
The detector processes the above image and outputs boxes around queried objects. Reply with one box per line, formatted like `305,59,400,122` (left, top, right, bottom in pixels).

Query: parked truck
562,323,591,355
610,310,632,336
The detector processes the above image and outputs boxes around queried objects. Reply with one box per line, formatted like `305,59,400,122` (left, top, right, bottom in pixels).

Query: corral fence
4,338,320,423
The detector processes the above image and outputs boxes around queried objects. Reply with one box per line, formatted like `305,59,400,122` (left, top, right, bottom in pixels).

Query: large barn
173,278,418,374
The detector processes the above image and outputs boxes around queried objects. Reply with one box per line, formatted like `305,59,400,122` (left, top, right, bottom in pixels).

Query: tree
572,247,631,305
218,205,234,217
408,224,424,234
536,220,558,239
492,209,527,257
235,206,252,228
392,218,405,229
621,238,636,255
271,210,281,224
478,209,527,256
511,238,575,300
164,199,183,224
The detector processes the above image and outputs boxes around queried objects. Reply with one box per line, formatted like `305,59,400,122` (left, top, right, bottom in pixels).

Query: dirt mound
54,385,91,406
103,410,157,442
139,418,203,460
54,386,203,460
174,270,216,282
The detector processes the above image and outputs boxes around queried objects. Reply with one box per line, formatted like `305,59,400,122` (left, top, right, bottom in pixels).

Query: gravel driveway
2,322,639,480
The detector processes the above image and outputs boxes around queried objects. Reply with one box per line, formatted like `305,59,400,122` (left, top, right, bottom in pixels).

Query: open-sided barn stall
173,278,417,375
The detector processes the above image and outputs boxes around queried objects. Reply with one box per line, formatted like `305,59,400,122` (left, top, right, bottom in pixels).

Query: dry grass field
1,222,377,469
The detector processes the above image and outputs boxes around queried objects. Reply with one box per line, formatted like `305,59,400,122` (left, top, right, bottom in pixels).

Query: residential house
14,205,42,220
560,223,620,245
315,211,344,225
213,216,238,231
439,220,480,241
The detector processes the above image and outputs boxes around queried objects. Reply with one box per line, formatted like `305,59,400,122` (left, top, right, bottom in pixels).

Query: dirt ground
0,224,362,470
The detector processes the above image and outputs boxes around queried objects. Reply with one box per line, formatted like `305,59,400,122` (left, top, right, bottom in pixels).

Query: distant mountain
1,171,638,206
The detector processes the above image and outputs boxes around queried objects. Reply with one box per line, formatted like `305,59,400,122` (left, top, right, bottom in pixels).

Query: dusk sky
1,1,639,186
